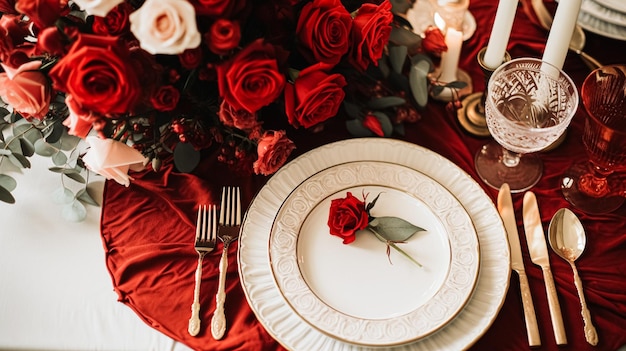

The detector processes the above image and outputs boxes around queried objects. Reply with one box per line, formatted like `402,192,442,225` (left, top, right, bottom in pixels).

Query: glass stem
501,148,521,167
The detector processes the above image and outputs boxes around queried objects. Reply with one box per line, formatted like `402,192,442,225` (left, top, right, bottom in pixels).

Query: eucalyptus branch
367,226,422,267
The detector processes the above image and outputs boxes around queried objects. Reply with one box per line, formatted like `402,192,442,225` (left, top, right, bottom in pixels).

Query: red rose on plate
296,0,352,66
327,192,369,244
349,0,393,71
284,62,346,129
252,130,295,176
217,39,286,113
49,34,141,116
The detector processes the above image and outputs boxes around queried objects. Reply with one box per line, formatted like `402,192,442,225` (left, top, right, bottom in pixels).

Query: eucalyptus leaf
369,216,426,242
34,139,58,157
367,96,406,110
173,142,200,173
409,59,431,108
52,187,75,204
64,171,86,184
0,174,17,191
0,148,11,156
446,80,468,89
6,136,22,154
388,45,407,74
388,26,422,49
76,188,99,206
0,185,15,204
62,200,87,222
45,122,64,143
346,119,374,137
19,137,35,157
52,151,67,166
342,101,362,120
8,153,30,168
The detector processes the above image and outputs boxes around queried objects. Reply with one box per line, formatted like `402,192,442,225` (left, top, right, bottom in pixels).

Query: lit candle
542,0,582,71
483,0,519,70
439,28,463,83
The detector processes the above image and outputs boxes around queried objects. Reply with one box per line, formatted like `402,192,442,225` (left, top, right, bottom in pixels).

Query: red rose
218,100,260,130
217,39,286,113
36,27,66,56
15,0,66,29
327,192,369,244
49,34,141,116
349,0,393,71
0,0,18,14
179,46,203,69
92,3,132,36
252,130,295,176
296,0,352,66
421,25,447,55
206,19,241,56
284,62,346,129
190,0,245,17
150,85,180,112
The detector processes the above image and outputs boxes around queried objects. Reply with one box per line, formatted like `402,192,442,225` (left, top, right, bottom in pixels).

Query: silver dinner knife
523,191,567,345
497,184,541,347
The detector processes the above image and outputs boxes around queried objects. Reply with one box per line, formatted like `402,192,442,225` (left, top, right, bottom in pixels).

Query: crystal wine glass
474,57,578,192
561,64,626,214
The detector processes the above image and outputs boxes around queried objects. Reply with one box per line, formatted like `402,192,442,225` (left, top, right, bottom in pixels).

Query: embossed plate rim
267,160,480,346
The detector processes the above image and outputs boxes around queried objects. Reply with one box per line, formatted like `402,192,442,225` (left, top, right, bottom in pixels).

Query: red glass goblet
561,65,626,214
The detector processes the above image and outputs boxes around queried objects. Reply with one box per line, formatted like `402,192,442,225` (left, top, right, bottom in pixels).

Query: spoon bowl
548,208,598,346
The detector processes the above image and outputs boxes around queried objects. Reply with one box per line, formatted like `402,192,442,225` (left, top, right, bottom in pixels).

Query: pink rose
63,95,99,138
129,0,201,55
284,63,346,129
82,136,147,187
218,100,260,130
252,130,295,176
0,61,51,119
349,0,393,71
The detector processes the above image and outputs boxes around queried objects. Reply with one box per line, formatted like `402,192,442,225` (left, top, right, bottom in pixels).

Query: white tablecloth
0,155,193,351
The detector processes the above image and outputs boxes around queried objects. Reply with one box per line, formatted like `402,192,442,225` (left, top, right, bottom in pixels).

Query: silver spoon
548,208,599,346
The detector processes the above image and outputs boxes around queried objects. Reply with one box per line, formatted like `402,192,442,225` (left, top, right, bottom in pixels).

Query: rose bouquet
0,0,450,218
327,191,426,267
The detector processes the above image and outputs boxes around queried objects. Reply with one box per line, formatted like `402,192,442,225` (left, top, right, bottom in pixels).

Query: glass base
561,162,625,214
474,141,543,193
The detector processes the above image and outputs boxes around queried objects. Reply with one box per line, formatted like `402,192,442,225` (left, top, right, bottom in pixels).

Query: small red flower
327,192,370,244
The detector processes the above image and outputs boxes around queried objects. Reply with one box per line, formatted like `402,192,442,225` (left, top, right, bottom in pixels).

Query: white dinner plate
577,8,626,40
268,161,480,346
594,0,626,13
238,138,511,351
582,0,626,25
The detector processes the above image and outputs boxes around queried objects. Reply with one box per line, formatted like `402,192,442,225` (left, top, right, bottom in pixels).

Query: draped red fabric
100,1,626,350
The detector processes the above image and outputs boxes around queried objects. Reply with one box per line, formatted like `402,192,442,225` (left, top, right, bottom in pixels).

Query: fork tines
196,204,217,244
220,186,241,227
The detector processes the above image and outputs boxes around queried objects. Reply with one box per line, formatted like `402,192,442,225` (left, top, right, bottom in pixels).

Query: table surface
3,0,626,351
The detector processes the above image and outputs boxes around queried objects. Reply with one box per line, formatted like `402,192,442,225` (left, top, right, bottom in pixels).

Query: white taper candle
484,0,519,70
541,0,582,71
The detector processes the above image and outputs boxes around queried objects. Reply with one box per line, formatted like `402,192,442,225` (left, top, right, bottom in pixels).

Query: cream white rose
129,0,202,55
83,136,147,187
72,0,124,17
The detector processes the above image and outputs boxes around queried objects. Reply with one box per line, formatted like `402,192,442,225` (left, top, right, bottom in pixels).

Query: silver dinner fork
188,204,217,337
211,186,241,340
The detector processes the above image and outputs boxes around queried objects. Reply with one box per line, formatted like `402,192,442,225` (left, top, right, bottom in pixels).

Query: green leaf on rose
369,216,426,242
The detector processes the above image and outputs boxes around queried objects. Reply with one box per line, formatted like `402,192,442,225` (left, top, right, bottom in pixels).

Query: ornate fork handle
211,233,237,339
188,252,206,336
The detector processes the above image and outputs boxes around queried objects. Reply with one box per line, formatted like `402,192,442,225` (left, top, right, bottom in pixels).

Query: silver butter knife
498,184,541,347
523,191,567,345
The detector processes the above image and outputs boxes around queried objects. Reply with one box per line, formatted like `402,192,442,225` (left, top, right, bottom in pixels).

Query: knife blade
523,191,567,345
497,184,541,347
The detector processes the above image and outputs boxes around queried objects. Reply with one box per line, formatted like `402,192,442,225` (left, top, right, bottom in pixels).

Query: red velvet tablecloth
100,1,626,350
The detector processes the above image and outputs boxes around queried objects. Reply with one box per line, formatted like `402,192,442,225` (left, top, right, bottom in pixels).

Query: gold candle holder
457,47,510,137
